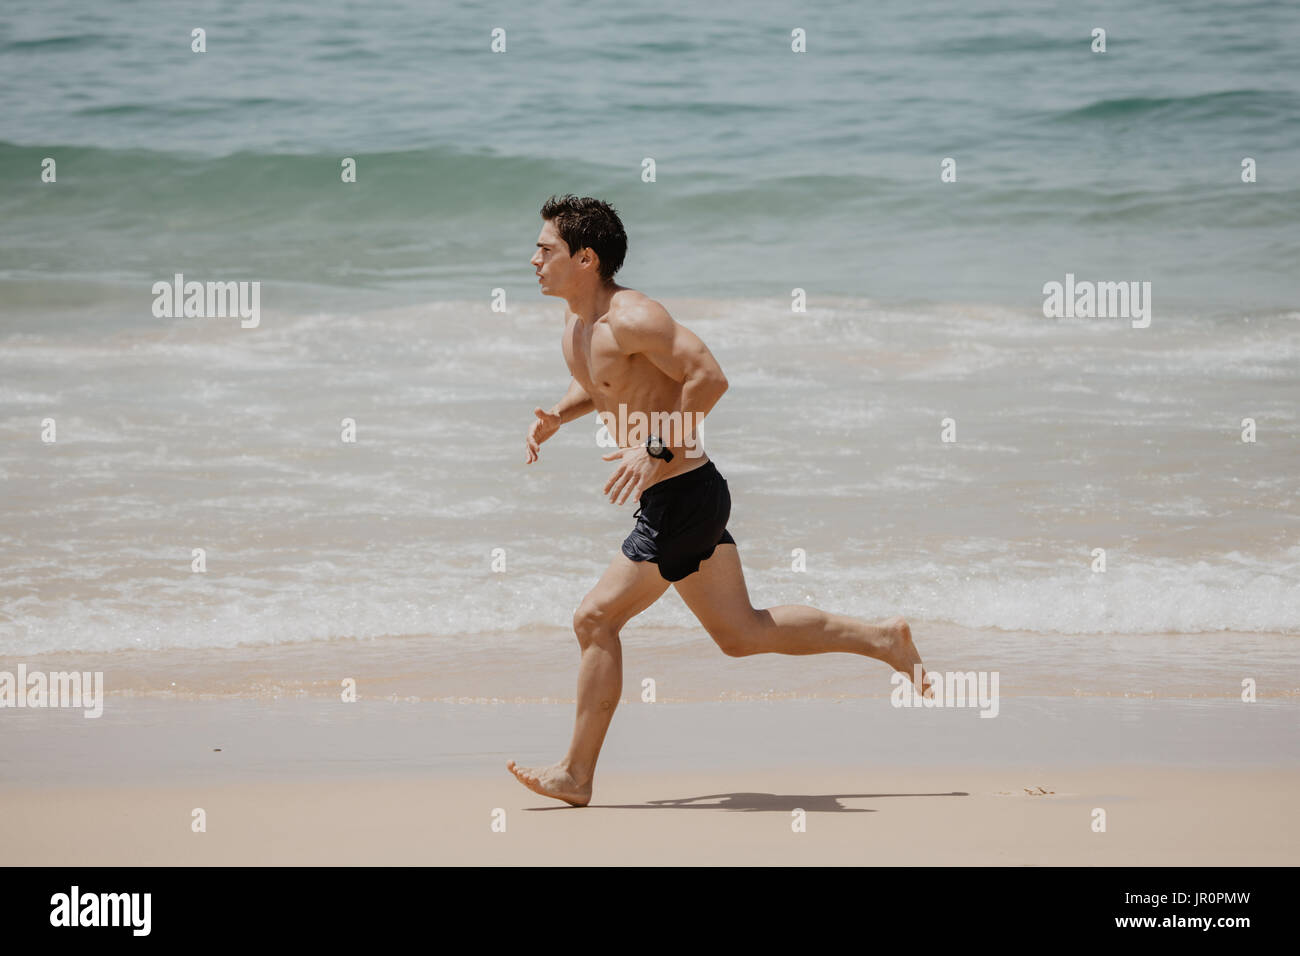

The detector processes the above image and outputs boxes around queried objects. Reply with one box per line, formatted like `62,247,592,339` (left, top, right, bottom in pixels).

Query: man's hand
525,407,562,463
602,444,665,505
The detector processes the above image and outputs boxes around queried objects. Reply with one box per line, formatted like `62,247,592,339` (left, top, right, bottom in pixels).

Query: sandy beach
3,669,1297,865
6,765,1295,867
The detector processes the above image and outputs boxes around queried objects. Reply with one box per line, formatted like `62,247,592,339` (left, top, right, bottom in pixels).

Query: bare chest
562,318,633,401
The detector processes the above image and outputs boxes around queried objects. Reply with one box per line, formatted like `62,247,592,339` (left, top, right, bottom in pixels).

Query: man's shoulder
605,289,673,339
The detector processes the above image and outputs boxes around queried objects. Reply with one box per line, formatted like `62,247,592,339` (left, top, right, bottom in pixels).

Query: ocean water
2,0,1299,312
1,0,1298,669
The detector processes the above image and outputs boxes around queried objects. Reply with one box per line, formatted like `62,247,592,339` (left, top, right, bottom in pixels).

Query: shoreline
5,692,1296,782
4,622,1295,704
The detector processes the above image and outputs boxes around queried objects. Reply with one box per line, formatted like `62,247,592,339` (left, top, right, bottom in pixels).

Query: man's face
531,220,577,297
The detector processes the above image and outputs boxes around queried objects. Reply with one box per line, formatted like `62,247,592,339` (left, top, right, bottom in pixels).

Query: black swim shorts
621,460,736,582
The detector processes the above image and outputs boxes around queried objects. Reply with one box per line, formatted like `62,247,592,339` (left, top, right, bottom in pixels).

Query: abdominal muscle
593,393,711,487
570,329,711,486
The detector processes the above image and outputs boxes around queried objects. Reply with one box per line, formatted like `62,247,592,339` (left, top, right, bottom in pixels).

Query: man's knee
707,617,756,657
573,599,619,648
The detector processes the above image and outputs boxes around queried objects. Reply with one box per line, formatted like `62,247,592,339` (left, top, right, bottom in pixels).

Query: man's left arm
601,302,727,504
614,300,728,457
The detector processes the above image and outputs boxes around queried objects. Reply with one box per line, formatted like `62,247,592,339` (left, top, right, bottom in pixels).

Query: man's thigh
576,552,673,631
671,542,755,636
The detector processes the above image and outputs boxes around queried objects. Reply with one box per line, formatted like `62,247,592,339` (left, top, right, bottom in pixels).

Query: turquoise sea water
2,0,1298,312
1,1,1298,662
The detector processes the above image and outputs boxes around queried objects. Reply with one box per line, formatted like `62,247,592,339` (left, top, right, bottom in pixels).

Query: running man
508,194,929,806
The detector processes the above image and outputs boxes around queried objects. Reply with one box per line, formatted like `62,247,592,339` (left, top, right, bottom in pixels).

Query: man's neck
565,282,623,325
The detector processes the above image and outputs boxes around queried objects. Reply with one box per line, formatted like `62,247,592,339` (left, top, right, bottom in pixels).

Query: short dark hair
539,194,627,282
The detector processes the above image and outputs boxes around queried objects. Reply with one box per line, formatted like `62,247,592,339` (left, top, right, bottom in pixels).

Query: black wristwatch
645,434,674,462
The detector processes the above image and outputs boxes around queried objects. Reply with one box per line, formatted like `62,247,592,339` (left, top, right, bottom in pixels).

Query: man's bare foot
507,760,593,807
879,616,932,698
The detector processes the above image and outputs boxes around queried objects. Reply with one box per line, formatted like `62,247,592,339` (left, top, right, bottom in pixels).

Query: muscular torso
561,295,709,484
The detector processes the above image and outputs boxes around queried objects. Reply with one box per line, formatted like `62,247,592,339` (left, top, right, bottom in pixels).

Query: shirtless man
508,194,928,806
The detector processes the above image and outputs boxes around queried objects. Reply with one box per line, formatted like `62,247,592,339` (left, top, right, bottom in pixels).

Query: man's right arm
549,378,596,424
527,378,596,463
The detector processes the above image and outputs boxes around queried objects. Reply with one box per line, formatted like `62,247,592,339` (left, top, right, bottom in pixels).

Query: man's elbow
685,365,727,397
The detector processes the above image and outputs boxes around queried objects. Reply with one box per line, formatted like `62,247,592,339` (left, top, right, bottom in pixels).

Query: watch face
648,436,663,454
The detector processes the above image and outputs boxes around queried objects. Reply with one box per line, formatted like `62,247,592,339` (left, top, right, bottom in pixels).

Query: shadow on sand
527,790,969,812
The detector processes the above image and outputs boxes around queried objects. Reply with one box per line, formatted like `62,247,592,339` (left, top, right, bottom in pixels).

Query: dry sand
2,692,1296,865
4,765,1295,866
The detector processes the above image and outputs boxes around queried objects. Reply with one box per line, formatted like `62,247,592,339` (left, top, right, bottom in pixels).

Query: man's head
532,194,627,297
